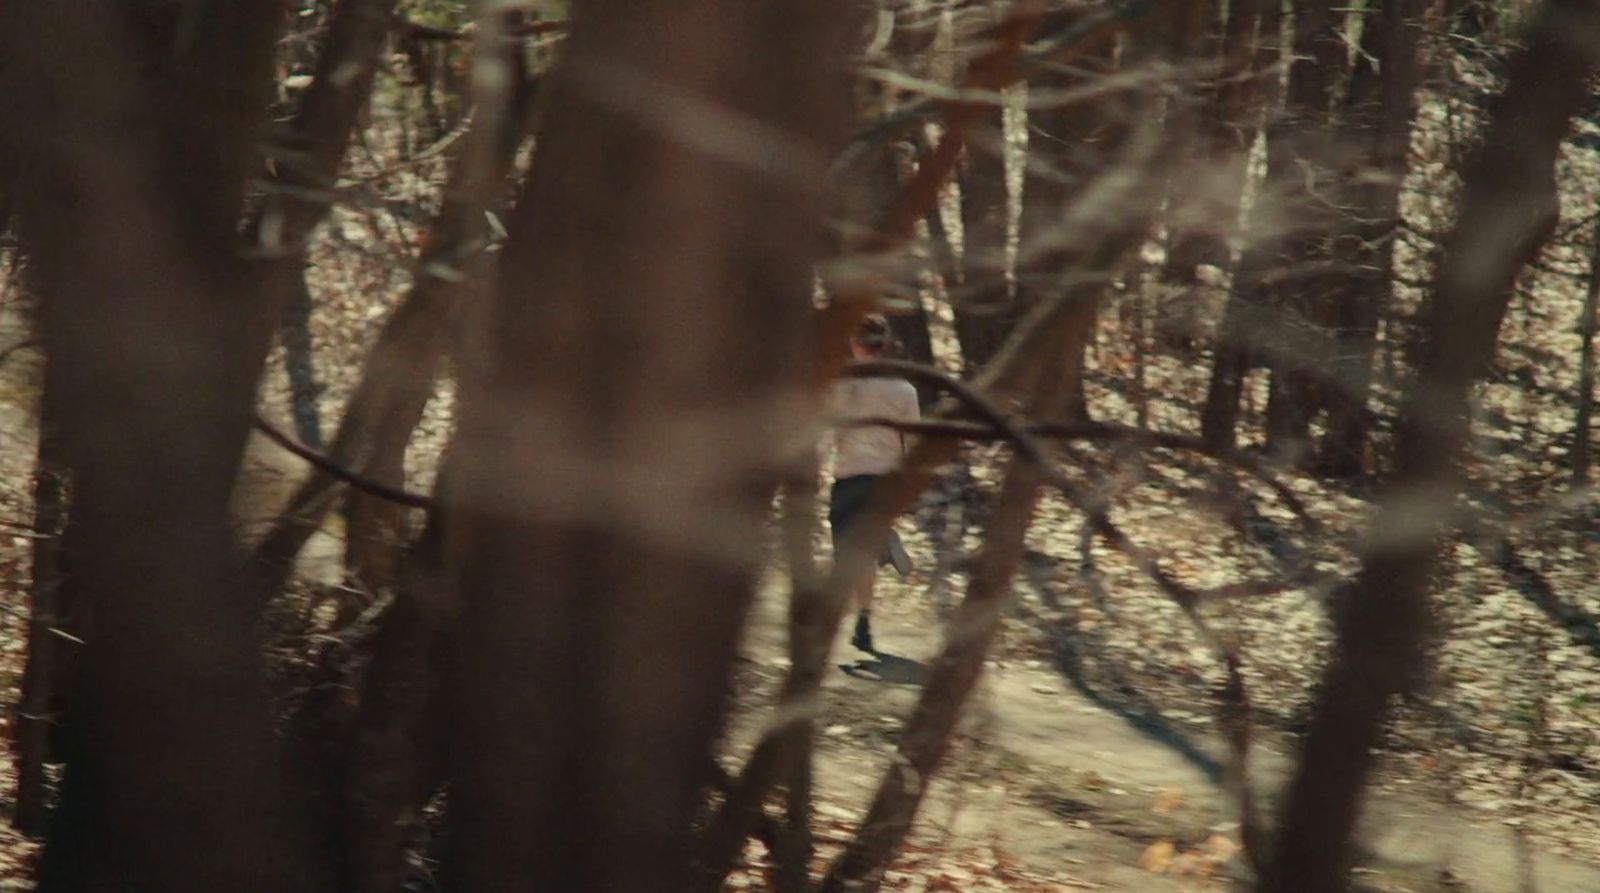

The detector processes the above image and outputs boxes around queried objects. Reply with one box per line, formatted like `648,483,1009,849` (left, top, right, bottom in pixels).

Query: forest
0,0,1598,891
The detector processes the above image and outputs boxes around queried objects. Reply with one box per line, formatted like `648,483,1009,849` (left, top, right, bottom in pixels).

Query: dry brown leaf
1138,839,1176,874
1202,832,1242,863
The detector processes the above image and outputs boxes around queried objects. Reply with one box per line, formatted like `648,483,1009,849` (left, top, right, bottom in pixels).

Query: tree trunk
820,454,1044,893
876,3,940,372
1259,0,1350,461
1162,0,1271,281
3,3,330,891
341,494,454,893
955,5,1017,375
816,306,1086,893
772,469,824,893
1014,10,1120,421
252,0,397,452
1573,203,1600,484
441,5,854,893
341,30,533,598
283,275,325,447
1262,2,1600,889
815,14,1186,886
1202,0,1341,454
251,32,535,599
1318,0,1429,477
955,109,1013,373
13,372,68,837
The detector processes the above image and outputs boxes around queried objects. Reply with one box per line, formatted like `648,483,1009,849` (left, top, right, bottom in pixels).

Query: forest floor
4,282,1600,891
720,557,1600,893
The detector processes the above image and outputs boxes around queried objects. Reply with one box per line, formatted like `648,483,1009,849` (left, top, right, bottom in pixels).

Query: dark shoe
851,612,876,654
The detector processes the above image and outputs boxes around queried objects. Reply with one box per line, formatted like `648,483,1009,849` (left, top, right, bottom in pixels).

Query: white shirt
826,376,921,479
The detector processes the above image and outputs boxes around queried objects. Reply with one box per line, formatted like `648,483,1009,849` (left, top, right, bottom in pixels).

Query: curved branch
844,359,1318,530
251,414,433,509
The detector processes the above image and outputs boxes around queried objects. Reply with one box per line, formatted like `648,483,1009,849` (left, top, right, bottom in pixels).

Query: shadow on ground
840,651,928,685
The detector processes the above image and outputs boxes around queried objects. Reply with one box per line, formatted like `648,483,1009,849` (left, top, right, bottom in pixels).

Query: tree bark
2,2,330,891
1262,2,1600,889
1318,0,1429,477
877,3,940,372
441,5,854,893
341,29,533,598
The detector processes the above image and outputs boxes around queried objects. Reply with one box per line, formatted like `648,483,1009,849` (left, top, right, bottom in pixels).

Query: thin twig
251,413,433,509
0,602,83,645
835,412,1317,530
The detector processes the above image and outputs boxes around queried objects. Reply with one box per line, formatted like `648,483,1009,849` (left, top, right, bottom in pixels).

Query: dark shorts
829,474,897,566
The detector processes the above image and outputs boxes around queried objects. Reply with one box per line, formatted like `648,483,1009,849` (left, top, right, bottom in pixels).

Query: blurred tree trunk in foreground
1,2,330,891
1318,0,1429,477
441,3,854,893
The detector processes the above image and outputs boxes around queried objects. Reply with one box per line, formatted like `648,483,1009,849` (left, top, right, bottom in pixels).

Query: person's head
850,314,891,360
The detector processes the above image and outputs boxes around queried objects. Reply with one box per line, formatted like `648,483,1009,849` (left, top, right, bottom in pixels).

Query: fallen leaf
1139,840,1176,874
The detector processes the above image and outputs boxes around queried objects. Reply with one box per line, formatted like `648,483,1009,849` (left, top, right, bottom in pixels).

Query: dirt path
724,578,1600,892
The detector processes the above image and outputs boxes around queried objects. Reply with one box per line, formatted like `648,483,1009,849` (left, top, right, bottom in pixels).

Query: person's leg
851,566,876,653
829,475,881,653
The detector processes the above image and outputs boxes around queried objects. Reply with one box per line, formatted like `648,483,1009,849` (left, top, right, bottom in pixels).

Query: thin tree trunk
875,2,939,373
283,275,325,447
1163,0,1266,282
821,455,1044,893
955,108,1012,373
13,377,67,837
1014,10,1119,421
251,0,397,451
817,297,1090,893
696,16,1050,885
341,33,532,597
1572,203,1600,484
953,5,1021,374
772,469,823,893
1201,0,1330,453
442,5,854,893
815,16,1185,889
251,35,534,598
3,3,330,891
1259,0,1349,461
1319,0,1429,477
341,492,454,893
1263,3,1600,889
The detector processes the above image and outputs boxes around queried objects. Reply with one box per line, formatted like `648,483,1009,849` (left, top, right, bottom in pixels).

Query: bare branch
251,414,432,509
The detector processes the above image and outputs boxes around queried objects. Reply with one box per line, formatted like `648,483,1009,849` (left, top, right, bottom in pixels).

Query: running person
826,315,920,653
